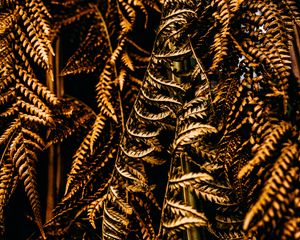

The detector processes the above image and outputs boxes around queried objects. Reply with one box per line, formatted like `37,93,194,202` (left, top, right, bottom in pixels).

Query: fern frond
121,146,155,159
0,157,18,233
154,41,192,59
116,164,141,183
118,68,127,91
90,114,106,154
126,121,161,138
194,182,231,204
210,30,229,72
0,119,20,145
109,186,133,215
61,22,108,76
166,200,207,219
162,216,207,232
141,86,182,105
96,63,118,123
120,162,147,183
17,99,53,123
15,67,58,105
102,185,136,240
210,0,231,71
66,130,93,193
14,4,52,69
174,123,217,148
133,103,172,121
180,102,208,121
282,217,300,240
121,51,134,71
238,121,293,179
243,141,299,233
169,172,213,189
46,97,96,147
8,128,46,239
0,88,15,105
15,84,49,113
245,167,298,234
134,209,155,240
281,0,300,25
87,194,108,229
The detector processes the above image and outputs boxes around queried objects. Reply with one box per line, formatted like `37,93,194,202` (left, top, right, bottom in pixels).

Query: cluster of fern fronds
0,0,59,238
1,0,300,239
0,0,161,239
95,0,300,239
41,0,162,239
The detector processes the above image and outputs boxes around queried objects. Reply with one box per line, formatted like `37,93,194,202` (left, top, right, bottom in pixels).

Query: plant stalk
45,37,63,221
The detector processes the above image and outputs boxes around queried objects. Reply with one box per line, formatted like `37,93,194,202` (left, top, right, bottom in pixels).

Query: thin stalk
45,37,63,221
118,90,125,133
54,37,63,198
45,45,55,221
45,146,55,221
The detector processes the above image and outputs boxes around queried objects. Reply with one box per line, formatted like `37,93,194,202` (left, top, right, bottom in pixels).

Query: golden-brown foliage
0,0,299,239
99,0,300,239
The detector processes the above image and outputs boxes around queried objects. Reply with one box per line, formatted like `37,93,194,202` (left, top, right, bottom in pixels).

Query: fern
1,0,300,239
158,0,300,239
0,156,18,235
0,0,60,237
33,0,163,239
